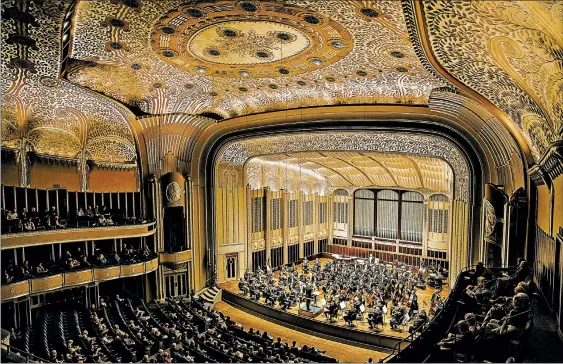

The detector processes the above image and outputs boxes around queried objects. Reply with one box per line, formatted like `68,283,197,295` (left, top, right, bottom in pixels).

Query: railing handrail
380,264,482,362
380,263,519,362
1,256,159,301
2,342,51,363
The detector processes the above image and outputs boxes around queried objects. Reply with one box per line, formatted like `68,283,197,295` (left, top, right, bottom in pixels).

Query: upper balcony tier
1,221,156,249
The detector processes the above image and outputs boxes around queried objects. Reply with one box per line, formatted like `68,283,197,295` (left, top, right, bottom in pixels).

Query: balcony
1,256,159,301
1,221,156,249
159,250,192,265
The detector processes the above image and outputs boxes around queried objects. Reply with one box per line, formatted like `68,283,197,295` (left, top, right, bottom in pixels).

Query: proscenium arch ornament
212,130,474,285
216,131,470,202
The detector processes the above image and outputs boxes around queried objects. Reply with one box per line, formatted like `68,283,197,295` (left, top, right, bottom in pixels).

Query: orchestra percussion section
1,1,562,363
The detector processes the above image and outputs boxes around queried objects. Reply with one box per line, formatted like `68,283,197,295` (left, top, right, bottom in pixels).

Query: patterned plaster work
151,3,352,77
422,1,563,160
216,132,468,201
1,0,137,165
429,88,526,194
67,0,446,116
245,152,454,196
137,114,216,177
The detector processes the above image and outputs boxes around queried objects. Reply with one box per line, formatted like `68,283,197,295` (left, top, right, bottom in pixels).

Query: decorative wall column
327,195,334,247
313,193,319,254
265,187,272,265
246,184,253,270
299,191,304,258
483,184,509,266
15,138,31,188
282,190,289,264
422,198,429,257
347,194,353,246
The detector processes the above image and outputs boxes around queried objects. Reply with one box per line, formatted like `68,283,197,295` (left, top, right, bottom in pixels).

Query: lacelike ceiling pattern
422,0,563,160
1,0,137,164
217,132,468,201
67,0,445,116
246,151,453,194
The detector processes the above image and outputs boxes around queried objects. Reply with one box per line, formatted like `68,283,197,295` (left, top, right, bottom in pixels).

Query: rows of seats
5,292,339,363
385,261,536,363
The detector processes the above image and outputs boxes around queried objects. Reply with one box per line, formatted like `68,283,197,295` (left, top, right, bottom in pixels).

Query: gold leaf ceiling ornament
245,152,454,196
1,0,138,164
421,0,563,160
67,0,446,116
150,0,353,78
216,131,468,201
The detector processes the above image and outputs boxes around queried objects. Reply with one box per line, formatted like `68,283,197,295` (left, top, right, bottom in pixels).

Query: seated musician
367,306,383,330
324,300,339,321
343,303,359,326
302,257,309,273
390,304,406,330
279,290,291,310
409,309,428,333
238,277,249,296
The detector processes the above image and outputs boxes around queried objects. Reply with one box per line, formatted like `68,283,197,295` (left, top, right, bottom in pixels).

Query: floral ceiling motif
422,0,563,160
67,0,445,116
1,0,137,164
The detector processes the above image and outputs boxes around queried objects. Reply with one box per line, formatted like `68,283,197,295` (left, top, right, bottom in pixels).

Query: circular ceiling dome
151,0,352,78
188,21,310,65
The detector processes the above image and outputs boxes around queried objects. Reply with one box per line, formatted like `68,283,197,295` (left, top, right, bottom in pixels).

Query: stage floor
218,258,449,339
215,301,388,363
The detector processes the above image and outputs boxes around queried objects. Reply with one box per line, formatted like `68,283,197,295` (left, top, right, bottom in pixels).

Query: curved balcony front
1,221,156,249
1,257,159,301
159,250,192,265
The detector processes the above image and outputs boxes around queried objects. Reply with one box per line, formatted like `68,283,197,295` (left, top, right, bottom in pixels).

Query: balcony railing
1,221,156,249
1,256,159,301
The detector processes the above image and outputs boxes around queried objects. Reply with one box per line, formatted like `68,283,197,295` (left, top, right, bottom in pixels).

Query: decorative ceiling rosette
151,0,353,78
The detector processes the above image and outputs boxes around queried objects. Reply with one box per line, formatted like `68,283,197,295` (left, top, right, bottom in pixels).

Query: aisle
215,301,388,363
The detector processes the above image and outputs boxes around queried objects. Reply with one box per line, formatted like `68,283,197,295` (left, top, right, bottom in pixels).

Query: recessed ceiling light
196,66,207,73
239,70,250,77
311,58,323,66
330,41,345,49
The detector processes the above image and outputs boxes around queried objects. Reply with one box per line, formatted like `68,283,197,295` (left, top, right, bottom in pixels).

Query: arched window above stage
400,191,424,242
353,189,375,236
376,190,399,239
353,189,425,243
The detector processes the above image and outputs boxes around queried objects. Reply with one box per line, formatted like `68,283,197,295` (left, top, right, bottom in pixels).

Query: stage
218,257,449,340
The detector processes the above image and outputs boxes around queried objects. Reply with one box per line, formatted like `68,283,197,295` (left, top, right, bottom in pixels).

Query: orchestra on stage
237,255,448,334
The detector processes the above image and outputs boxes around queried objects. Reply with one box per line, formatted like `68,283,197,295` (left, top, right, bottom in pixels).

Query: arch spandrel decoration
421,0,563,160
217,131,470,202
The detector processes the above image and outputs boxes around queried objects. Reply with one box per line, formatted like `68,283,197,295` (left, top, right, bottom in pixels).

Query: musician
302,257,310,274
324,300,339,321
343,303,359,326
389,304,406,331
279,290,290,310
367,306,383,330
408,309,428,333
238,277,249,296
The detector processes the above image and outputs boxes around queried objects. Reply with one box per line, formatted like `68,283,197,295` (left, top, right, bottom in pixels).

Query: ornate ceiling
421,0,563,160
1,0,137,164
66,0,445,116
1,0,561,171
246,151,454,195
217,131,468,200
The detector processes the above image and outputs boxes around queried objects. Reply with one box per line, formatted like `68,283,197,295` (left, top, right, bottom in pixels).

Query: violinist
367,306,383,331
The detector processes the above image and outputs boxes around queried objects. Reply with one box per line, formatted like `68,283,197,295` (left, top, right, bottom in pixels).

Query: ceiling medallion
151,1,352,78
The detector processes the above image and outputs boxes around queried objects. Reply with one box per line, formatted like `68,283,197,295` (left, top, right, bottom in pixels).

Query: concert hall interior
1,0,562,363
